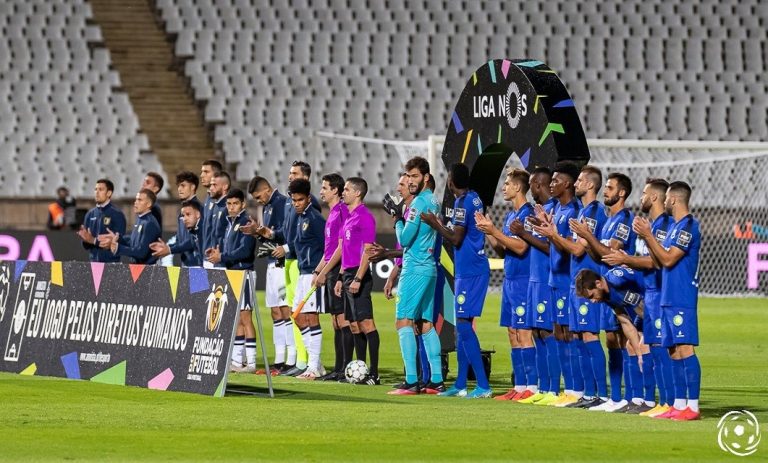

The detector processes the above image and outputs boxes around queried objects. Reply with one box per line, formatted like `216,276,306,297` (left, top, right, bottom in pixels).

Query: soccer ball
718,410,761,456
344,360,369,383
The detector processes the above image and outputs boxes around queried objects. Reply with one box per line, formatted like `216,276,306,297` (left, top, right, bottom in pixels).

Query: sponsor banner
0,230,399,291
0,260,243,397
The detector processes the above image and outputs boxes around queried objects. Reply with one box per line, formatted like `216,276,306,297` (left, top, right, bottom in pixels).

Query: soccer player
77,178,127,263
150,171,202,266
206,189,258,372
243,176,292,375
534,165,608,408
421,162,490,399
574,267,646,365
475,169,537,401
385,157,443,395
632,181,701,421
271,161,321,376
370,174,439,387
312,173,351,381
532,162,581,405
141,171,165,230
571,172,636,412
333,177,381,385
281,179,326,379
507,167,558,404
202,171,231,267
603,178,675,416
100,189,162,265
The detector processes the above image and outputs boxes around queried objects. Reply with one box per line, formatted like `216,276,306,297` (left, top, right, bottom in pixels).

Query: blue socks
534,336,550,392
586,340,607,398
578,340,596,397
650,346,668,404
511,348,524,388
544,335,561,393
521,347,538,387
421,328,443,384
571,338,585,393
608,348,624,402
397,326,418,384
557,339,572,392
672,358,687,405
641,352,656,403
628,353,643,400
457,319,489,390
682,354,701,400
417,335,430,384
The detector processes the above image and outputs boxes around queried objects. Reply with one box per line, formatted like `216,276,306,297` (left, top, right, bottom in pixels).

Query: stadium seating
0,0,168,198
152,0,768,195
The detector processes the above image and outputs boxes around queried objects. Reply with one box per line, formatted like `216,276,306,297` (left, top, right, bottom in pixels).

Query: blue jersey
396,189,438,277
261,189,288,263
82,202,127,263
292,206,326,274
600,208,636,262
661,214,700,309
528,197,557,283
170,196,202,266
220,211,256,270
604,266,645,317
503,203,533,280
116,212,162,264
570,200,607,283
549,198,580,288
276,194,320,260
452,190,490,278
635,213,673,291
202,196,228,251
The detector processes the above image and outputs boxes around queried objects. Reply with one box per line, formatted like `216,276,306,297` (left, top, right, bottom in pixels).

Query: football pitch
1,294,766,461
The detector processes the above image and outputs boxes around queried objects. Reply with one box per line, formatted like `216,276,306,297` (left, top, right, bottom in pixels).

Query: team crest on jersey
677,230,692,247
524,217,534,233
103,217,111,226
209,202,214,210
407,207,418,222
673,314,684,326
537,303,546,313
615,223,630,240
235,224,241,231
456,294,466,305
472,197,481,207
515,306,525,317
579,304,588,316
584,217,597,233
455,208,466,223
558,214,565,224
654,319,662,330
556,298,565,309
623,291,640,306
612,268,625,277
138,224,143,233
302,222,308,231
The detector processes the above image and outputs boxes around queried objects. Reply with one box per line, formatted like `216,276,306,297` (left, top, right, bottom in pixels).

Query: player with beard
150,171,202,266
572,172,636,412
632,182,701,421
603,178,674,416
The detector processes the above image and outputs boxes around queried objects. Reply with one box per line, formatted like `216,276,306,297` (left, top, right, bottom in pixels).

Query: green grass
1,294,767,461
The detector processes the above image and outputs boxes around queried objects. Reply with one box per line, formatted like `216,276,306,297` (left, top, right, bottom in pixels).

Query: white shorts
293,273,324,314
265,262,287,308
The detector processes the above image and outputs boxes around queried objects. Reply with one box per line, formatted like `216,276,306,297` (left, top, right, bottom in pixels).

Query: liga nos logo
205,284,228,333
717,410,761,456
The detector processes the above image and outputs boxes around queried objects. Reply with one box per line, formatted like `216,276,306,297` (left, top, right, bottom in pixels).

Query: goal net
315,131,768,297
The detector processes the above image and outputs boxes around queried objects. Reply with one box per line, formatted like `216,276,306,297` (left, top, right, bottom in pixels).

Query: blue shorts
569,288,601,333
455,273,489,319
529,281,553,331
501,278,529,328
601,303,619,332
552,286,569,326
643,289,663,345
661,306,699,348
396,272,436,321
